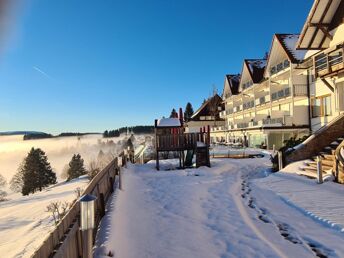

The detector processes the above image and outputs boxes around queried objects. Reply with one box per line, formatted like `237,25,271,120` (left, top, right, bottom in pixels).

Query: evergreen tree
184,102,194,122
22,148,57,195
10,161,25,192
67,154,87,181
169,108,178,118
103,130,109,138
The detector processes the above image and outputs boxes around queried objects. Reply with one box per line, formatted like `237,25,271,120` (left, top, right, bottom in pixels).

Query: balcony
219,110,226,119
314,46,344,78
255,95,269,106
233,105,242,113
271,87,291,101
243,100,254,110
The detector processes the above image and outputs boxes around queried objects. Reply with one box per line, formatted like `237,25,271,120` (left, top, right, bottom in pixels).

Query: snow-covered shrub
0,190,7,201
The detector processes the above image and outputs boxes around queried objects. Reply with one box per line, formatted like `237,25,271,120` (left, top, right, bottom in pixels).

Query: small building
185,94,225,139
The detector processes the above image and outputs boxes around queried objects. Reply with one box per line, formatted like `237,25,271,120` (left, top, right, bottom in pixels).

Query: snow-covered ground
0,133,151,258
94,155,344,258
0,177,88,258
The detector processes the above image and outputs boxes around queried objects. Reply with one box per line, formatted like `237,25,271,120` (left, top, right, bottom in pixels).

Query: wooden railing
335,140,344,183
156,132,209,151
30,152,128,258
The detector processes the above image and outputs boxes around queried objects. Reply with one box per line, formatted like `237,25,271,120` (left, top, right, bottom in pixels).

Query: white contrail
33,66,52,79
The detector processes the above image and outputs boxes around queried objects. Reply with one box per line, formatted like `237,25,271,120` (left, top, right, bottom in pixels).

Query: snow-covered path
95,157,344,258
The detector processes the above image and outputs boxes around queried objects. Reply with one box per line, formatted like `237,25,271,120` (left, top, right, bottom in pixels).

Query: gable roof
297,0,343,50
225,74,240,96
243,59,266,83
190,94,224,121
275,34,308,63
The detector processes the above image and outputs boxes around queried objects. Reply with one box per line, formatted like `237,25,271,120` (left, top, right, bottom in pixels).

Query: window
311,95,331,117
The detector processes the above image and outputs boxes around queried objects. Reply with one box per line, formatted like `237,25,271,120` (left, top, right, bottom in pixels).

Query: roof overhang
297,0,342,50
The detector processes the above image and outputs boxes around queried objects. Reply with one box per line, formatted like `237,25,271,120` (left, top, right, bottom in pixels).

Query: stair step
300,166,332,174
307,163,333,170
337,137,344,142
330,141,340,146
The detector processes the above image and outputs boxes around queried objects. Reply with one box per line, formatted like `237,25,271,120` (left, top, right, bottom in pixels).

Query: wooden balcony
314,45,344,78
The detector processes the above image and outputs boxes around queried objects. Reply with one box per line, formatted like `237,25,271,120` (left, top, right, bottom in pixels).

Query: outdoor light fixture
80,194,97,230
80,194,97,258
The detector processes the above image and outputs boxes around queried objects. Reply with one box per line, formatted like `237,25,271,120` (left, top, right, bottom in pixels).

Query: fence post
317,156,323,184
99,193,105,217
278,151,283,170
118,168,122,190
109,177,114,193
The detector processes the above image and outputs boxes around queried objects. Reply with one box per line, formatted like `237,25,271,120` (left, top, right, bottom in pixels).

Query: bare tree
74,187,84,199
46,201,70,225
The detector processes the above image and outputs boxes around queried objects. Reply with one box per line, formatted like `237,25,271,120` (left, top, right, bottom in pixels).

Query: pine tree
22,148,57,195
103,130,109,138
184,102,194,122
169,108,178,118
10,161,25,192
67,154,87,181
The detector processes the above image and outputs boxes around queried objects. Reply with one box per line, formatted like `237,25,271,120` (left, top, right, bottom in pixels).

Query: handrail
335,139,344,181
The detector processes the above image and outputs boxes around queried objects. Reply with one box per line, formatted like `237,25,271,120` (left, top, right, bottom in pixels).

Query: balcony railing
314,46,344,78
219,111,226,118
271,87,290,101
262,117,284,125
293,84,307,97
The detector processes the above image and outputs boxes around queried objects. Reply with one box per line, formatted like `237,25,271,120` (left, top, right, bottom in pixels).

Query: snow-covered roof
156,118,181,127
276,34,307,63
242,59,266,84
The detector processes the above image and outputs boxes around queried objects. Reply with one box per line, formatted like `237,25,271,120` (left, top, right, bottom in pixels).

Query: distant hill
0,131,46,136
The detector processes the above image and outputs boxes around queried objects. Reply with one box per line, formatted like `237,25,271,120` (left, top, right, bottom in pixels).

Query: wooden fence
30,152,128,258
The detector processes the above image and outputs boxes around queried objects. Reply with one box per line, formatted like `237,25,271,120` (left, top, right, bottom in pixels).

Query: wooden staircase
299,137,344,178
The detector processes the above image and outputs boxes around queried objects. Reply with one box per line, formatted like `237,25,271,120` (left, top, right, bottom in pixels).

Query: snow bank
0,177,89,258
253,171,344,230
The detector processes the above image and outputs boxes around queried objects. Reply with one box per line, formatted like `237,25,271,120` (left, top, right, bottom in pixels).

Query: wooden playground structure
154,109,211,170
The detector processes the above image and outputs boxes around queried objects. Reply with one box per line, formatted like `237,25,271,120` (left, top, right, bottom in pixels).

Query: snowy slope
95,157,344,258
0,177,89,258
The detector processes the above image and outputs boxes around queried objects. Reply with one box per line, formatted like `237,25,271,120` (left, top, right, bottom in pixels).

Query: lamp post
80,194,97,258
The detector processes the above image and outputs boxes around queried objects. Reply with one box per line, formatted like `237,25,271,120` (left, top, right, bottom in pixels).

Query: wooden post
109,177,114,193
278,151,283,170
99,193,105,218
118,168,123,190
82,229,93,258
156,151,160,170
317,156,323,184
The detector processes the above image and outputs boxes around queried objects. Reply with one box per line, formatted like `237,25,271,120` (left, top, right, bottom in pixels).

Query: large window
311,95,331,118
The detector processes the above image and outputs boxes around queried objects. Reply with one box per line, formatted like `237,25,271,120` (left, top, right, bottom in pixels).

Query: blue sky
0,0,312,134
